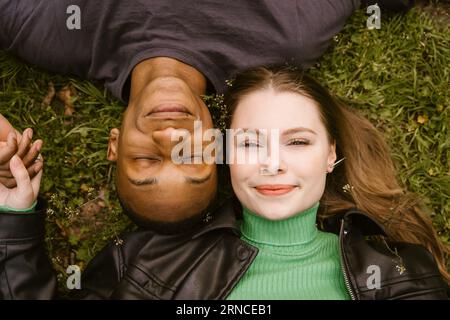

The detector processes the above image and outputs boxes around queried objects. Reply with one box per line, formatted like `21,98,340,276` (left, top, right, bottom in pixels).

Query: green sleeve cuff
0,201,38,213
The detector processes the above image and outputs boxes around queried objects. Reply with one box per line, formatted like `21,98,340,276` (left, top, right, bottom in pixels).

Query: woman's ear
107,128,120,162
327,143,337,173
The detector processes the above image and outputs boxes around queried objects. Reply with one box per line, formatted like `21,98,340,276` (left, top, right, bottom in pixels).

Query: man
1,0,361,225
1,0,415,225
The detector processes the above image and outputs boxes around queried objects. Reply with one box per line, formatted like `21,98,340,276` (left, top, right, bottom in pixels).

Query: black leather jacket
0,200,448,300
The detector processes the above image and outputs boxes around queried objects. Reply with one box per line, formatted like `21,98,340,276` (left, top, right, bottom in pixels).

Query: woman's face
229,89,336,220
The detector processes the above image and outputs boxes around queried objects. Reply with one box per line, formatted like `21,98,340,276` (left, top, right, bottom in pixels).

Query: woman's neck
241,203,320,247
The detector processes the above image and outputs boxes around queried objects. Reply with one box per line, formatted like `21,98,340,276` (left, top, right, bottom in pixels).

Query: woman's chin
252,206,298,221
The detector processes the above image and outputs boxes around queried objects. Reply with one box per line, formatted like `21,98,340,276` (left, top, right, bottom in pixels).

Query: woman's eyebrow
282,127,317,136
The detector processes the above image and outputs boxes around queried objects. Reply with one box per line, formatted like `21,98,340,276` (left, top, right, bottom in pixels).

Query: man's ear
107,128,120,162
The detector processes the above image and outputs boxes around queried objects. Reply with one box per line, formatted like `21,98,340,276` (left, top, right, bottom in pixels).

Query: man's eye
238,141,262,148
181,155,203,163
287,139,309,146
134,157,160,162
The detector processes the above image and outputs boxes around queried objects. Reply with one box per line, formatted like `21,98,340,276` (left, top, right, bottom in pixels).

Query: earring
326,157,346,173
203,212,213,223
342,183,354,193
332,157,346,169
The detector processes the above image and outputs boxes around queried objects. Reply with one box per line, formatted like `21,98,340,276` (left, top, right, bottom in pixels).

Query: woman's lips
254,185,297,196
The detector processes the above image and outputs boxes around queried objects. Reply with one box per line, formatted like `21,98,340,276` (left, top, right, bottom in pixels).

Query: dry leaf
81,201,103,217
58,84,77,116
417,115,428,124
42,81,55,106
55,219,68,237
80,183,90,193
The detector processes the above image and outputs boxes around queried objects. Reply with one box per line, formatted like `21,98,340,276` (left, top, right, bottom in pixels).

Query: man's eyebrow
282,127,317,136
128,173,210,186
128,177,157,186
185,173,212,185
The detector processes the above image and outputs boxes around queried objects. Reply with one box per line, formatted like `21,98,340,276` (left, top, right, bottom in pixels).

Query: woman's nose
259,156,287,175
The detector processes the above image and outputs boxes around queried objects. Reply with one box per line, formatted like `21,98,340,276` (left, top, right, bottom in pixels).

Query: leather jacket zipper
339,218,356,300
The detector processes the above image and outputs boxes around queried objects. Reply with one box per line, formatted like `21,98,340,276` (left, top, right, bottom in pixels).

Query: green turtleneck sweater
226,203,351,300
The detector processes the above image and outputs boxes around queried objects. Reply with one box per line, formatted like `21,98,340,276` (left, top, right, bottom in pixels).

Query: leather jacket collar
190,200,448,300
99,199,449,299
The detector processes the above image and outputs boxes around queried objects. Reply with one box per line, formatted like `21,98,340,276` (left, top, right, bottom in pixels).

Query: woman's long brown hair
224,65,450,283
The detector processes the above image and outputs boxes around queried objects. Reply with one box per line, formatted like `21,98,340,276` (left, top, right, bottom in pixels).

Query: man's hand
0,114,17,141
0,114,43,188
0,154,43,210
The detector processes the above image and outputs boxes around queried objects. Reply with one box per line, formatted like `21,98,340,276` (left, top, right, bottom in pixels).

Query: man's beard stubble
117,195,212,235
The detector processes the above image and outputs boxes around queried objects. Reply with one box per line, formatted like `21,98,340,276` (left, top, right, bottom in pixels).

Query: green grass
308,7,450,241
0,5,449,291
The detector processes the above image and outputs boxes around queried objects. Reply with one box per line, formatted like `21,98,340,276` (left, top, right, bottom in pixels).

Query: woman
0,66,448,300
224,65,449,299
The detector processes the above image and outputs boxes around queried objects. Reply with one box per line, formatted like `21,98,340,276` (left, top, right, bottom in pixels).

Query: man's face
108,76,217,224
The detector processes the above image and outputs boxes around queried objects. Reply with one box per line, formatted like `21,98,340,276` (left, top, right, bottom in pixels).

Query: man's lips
146,103,192,118
254,185,297,196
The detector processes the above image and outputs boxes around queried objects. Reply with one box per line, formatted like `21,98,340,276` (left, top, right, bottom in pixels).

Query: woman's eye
288,139,309,146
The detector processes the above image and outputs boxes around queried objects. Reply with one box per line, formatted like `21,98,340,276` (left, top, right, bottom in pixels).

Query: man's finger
16,128,32,159
0,114,15,141
15,130,22,144
29,156,43,178
21,139,43,168
0,154,43,186
0,169,13,178
0,131,18,164
0,176,18,188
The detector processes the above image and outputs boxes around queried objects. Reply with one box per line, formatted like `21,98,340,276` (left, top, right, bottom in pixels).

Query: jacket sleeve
0,202,57,299
0,201,127,300
69,240,126,300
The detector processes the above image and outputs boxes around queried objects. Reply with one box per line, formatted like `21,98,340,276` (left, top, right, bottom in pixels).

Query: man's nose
153,127,192,155
153,127,179,145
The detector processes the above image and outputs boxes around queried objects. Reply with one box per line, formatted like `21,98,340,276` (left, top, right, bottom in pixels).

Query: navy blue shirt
0,0,359,103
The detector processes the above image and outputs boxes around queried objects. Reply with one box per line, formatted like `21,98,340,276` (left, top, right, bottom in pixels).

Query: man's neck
129,57,207,102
